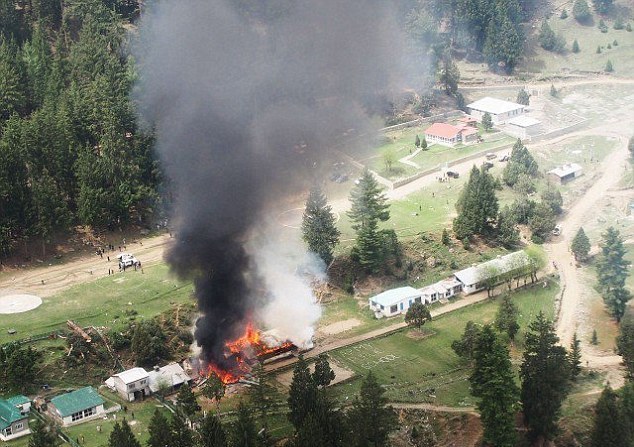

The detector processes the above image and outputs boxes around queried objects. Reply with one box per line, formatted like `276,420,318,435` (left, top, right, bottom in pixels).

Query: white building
49,387,105,427
506,116,542,139
420,278,463,302
107,367,151,402
467,97,526,124
148,363,191,395
368,286,423,318
454,251,531,295
548,163,583,184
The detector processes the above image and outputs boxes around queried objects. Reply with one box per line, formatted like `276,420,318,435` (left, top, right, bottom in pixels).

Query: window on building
83,407,94,418
5,427,12,436
390,305,397,313
140,379,147,385
415,297,421,303
14,423,23,430
71,411,84,422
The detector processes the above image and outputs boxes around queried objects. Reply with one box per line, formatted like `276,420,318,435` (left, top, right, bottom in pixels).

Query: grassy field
0,264,193,344
327,280,558,407
525,6,634,77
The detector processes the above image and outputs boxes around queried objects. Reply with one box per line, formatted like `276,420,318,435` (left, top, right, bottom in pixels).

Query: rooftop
424,122,461,139
548,163,582,178
370,286,421,307
0,400,24,430
114,367,149,384
50,387,104,418
454,251,530,286
467,97,525,115
6,395,29,407
508,116,541,127
148,363,190,393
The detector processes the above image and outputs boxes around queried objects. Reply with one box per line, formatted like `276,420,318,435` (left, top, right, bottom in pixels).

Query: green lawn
327,280,558,407
0,264,194,344
523,9,634,77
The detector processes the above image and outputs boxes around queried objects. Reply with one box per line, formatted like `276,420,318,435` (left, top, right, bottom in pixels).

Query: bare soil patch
404,329,436,340
319,318,362,335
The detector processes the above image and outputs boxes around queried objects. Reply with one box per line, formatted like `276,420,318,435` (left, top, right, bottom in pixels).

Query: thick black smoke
137,0,408,368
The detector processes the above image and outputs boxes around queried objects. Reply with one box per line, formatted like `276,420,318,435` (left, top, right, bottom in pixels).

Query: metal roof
425,122,461,139
50,387,104,418
114,367,149,384
454,251,530,286
0,399,24,430
6,395,29,406
370,286,421,307
148,363,190,393
548,163,582,178
508,116,541,127
467,97,525,115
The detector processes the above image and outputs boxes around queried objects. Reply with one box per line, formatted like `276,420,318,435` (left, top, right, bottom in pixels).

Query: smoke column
137,0,408,368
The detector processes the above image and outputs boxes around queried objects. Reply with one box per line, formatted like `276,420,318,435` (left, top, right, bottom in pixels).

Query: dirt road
0,234,171,298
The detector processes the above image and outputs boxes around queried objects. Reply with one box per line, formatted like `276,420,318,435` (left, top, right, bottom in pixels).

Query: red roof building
424,122,478,147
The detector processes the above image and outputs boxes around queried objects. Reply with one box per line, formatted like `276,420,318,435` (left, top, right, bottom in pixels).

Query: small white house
108,367,151,402
148,363,191,395
49,387,105,427
369,286,423,318
421,278,463,302
467,97,526,124
454,251,531,295
0,396,31,441
548,163,583,184
506,116,542,139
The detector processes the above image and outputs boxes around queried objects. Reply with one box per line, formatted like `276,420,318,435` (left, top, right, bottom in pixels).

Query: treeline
0,0,159,257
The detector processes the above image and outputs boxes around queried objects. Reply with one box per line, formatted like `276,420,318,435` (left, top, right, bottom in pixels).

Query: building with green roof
0,396,30,441
49,387,105,427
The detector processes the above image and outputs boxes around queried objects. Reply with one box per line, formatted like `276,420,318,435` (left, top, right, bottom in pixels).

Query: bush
572,0,592,23
598,19,608,33
614,17,624,30
597,45,602,53
560,9,568,19
607,43,612,49
605,59,614,72
627,23,632,32
572,39,580,53
613,39,618,46
539,21,567,53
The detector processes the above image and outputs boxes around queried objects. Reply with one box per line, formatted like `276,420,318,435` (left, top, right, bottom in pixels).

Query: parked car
446,171,460,178
552,224,562,236
119,254,139,269
482,161,494,170
485,152,497,160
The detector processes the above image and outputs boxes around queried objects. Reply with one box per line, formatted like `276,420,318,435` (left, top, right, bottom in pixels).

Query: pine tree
438,55,460,95
248,363,275,436
571,227,591,261
202,372,226,411
147,409,172,447
541,188,563,215
482,112,493,130
421,136,428,150
516,88,530,105
28,419,57,447
287,355,318,429
198,412,227,447
520,312,571,442
441,228,450,245
572,39,580,53
569,332,582,380
231,402,259,447
495,294,520,341
313,354,335,388
592,0,613,14
109,420,141,447
590,386,630,447
502,139,539,187
170,415,194,447
596,227,632,321
529,202,556,244
616,316,634,379
415,134,421,147
346,372,396,447
176,384,201,421
453,165,498,240
597,45,602,54
294,413,325,447
451,321,482,361
496,207,520,248
348,169,390,272
470,326,518,447
0,38,27,120
605,59,614,72
301,186,340,266
538,21,557,51
482,11,523,73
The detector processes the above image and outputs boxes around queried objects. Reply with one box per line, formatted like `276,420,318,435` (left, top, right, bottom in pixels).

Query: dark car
482,161,494,170
446,171,459,178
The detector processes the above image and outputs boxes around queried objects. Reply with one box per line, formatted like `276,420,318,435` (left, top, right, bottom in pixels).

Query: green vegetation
329,281,557,406
302,186,340,266
0,264,193,344
571,227,591,261
596,227,632,321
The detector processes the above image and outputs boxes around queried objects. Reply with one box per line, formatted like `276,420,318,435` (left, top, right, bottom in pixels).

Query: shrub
572,0,592,23
560,9,568,19
607,43,612,49
598,19,608,33
614,17,624,30
627,23,632,32
597,45,602,53
572,39,580,53
613,39,618,46
605,59,614,72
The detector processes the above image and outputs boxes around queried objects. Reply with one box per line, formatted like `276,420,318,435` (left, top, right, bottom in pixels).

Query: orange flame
204,322,295,384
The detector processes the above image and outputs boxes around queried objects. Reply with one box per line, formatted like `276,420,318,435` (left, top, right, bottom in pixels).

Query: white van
552,224,562,236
